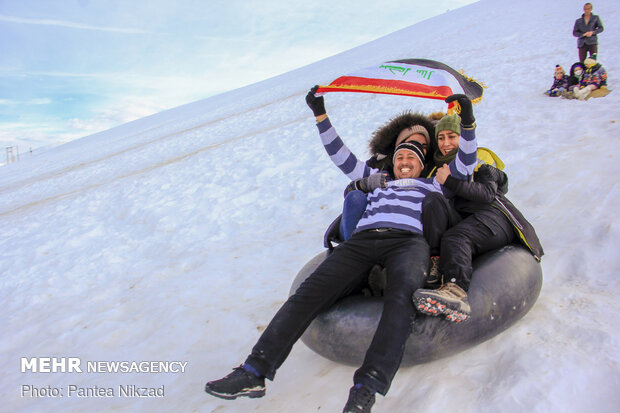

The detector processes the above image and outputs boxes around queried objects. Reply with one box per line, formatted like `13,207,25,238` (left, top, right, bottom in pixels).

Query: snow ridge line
0,89,307,195
0,115,308,218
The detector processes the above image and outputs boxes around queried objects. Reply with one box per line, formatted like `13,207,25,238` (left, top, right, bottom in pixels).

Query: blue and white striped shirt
317,117,477,235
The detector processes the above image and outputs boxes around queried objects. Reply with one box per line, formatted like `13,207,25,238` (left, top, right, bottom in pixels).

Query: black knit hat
392,141,426,168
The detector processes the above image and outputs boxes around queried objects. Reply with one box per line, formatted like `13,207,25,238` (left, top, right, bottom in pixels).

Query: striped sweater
317,117,477,235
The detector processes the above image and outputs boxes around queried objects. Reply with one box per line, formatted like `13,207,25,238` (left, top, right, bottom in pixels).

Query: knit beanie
368,112,435,159
392,141,426,167
554,64,565,75
395,125,431,148
434,114,461,139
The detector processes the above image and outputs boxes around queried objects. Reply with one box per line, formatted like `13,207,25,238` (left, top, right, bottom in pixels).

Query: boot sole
414,296,470,323
204,384,265,400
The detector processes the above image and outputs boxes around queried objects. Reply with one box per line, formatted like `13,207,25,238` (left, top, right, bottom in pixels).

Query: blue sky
0,0,477,151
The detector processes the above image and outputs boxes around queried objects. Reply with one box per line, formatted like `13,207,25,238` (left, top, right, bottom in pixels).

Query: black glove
475,164,509,194
305,85,326,117
445,94,475,127
356,173,387,193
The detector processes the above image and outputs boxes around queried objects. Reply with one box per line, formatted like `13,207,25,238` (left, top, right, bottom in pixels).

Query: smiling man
204,88,477,413
392,141,426,179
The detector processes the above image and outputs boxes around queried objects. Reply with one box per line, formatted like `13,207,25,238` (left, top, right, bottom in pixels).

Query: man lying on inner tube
204,88,478,413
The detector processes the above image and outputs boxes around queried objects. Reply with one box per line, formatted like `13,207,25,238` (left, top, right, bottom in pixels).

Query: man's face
584,4,592,15
393,150,423,179
437,130,460,155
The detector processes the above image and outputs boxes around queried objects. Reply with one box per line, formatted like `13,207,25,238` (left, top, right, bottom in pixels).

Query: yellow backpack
474,147,504,171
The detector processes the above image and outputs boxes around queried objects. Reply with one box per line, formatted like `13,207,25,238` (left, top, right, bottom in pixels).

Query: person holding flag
204,88,479,413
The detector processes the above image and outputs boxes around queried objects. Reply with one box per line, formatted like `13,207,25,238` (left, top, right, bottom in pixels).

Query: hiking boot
413,282,471,323
425,256,442,287
204,366,266,400
343,384,376,413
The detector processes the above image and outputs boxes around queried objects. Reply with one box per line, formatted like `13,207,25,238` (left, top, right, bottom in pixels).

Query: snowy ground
2,0,620,412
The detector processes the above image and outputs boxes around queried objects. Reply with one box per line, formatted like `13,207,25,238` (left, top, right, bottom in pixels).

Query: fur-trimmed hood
369,112,437,160
569,61,584,78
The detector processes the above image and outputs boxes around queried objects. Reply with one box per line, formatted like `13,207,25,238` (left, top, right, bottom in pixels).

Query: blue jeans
245,230,429,395
339,190,368,241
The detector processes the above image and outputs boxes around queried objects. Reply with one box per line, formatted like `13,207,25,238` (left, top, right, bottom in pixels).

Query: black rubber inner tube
289,244,542,366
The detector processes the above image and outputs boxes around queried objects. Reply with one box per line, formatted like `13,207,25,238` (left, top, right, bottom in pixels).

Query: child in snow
566,62,585,94
573,57,608,100
545,65,569,97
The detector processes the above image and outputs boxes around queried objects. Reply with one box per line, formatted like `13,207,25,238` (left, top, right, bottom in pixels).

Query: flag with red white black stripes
316,58,485,105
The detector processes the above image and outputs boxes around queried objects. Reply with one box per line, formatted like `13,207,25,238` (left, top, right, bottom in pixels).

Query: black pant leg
440,211,515,290
353,233,429,395
421,192,462,256
245,235,377,380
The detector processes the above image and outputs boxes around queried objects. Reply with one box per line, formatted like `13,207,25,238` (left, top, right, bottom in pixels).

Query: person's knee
441,226,474,250
344,190,367,209
383,285,417,308
422,192,459,226
422,191,446,210
443,224,470,239
422,192,449,227
341,190,368,240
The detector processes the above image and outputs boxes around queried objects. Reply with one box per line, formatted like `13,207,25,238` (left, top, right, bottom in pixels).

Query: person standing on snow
203,89,479,413
573,3,604,62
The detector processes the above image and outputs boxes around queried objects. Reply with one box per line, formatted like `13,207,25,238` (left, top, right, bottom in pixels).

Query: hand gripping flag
316,58,485,112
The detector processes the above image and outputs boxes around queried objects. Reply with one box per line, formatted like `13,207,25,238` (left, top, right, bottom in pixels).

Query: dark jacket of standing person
573,12,604,47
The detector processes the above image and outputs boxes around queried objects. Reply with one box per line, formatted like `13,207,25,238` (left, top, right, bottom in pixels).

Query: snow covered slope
2,0,619,412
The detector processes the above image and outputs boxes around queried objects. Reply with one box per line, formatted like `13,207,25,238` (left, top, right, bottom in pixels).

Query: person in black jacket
573,3,604,62
412,116,544,323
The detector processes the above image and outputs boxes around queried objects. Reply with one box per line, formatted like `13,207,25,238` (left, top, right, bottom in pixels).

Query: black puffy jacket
443,164,544,261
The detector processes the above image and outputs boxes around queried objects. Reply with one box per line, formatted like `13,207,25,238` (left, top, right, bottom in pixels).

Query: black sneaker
343,384,376,413
204,366,266,400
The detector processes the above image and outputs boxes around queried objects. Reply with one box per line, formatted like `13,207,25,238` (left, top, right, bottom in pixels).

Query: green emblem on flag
416,69,434,80
380,65,411,76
